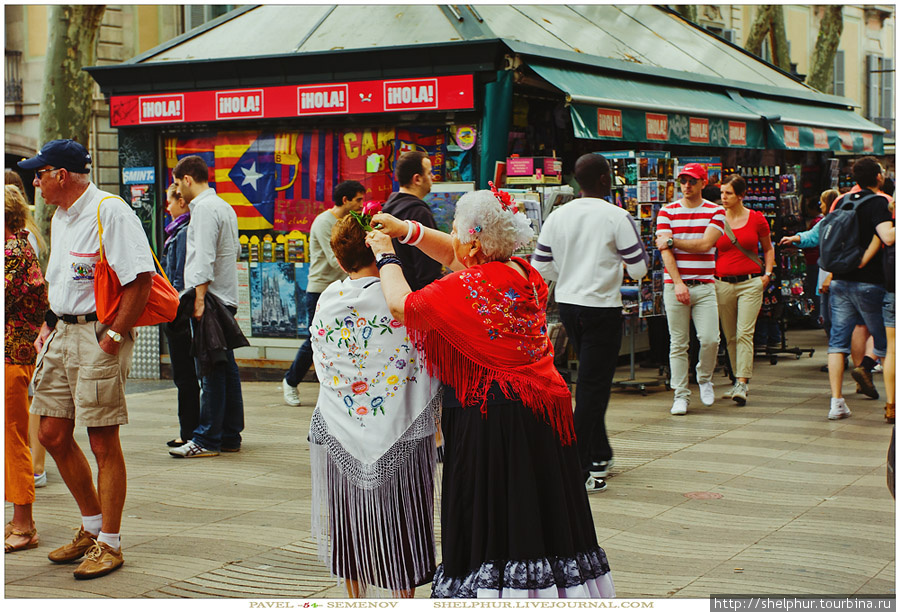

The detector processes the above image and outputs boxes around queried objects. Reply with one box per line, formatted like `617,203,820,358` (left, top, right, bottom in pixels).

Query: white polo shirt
45,182,155,316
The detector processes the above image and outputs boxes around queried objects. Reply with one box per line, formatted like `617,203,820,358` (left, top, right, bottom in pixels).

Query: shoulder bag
95,196,180,327
722,219,765,274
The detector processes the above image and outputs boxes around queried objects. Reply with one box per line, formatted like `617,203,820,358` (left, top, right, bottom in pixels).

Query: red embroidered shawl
404,256,575,444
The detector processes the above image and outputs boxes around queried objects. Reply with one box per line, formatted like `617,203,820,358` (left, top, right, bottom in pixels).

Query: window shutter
867,54,881,120
882,57,894,120
833,50,845,97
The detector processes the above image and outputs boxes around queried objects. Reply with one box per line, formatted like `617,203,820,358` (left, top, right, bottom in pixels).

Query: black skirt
433,384,613,598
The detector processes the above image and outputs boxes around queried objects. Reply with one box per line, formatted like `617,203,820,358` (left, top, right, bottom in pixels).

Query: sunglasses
35,167,59,180
678,177,699,186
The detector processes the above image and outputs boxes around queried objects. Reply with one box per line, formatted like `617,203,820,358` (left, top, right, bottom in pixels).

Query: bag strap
96,195,173,284
723,220,765,273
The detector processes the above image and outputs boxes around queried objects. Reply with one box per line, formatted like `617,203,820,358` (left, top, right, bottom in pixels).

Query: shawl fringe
309,395,441,594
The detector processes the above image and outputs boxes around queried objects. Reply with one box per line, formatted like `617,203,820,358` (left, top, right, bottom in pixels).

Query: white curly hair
453,189,534,261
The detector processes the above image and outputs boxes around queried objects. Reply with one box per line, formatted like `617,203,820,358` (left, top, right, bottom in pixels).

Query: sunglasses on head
678,177,699,186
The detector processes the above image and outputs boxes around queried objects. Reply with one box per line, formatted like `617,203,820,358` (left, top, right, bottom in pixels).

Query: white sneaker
698,381,715,406
585,475,607,493
670,398,688,415
731,382,748,406
34,472,47,488
722,383,737,399
282,378,301,406
828,398,851,420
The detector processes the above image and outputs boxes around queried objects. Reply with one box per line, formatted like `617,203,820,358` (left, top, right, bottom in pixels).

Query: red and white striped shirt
655,199,726,283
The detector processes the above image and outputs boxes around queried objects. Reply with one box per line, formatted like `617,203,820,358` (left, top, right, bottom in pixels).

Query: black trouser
164,323,200,442
285,292,321,387
558,303,623,479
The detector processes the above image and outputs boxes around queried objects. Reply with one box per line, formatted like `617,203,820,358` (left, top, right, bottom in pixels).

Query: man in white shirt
281,180,365,406
170,155,244,458
532,153,648,493
22,139,155,579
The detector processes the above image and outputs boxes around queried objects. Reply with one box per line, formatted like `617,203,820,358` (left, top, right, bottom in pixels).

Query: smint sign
122,167,155,185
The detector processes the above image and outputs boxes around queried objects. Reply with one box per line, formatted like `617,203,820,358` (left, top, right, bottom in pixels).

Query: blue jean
828,280,887,358
285,291,321,387
884,292,895,329
558,303,622,476
192,346,244,451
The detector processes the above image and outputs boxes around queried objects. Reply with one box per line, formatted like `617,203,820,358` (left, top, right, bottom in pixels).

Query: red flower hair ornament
488,181,519,214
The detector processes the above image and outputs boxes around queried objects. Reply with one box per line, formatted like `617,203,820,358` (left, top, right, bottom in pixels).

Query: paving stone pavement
5,329,895,599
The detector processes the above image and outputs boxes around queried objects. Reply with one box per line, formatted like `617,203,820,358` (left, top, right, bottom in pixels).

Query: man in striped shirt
533,153,648,493
655,163,726,415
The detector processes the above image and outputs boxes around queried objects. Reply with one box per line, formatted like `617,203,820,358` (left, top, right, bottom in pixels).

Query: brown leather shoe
73,541,123,580
48,528,96,564
886,403,895,423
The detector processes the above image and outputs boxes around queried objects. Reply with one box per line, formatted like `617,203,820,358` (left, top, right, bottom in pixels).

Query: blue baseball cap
18,139,92,173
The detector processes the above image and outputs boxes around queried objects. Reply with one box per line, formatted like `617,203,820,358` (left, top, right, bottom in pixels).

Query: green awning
738,95,885,154
530,63,766,148
530,62,885,154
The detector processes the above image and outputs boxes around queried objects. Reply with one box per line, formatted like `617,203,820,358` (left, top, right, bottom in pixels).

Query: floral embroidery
313,305,420,425
457,267,549,361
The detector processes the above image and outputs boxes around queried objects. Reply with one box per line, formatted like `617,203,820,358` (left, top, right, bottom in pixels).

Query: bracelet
376,254,403,269
399,221,416,244
408,221,425,246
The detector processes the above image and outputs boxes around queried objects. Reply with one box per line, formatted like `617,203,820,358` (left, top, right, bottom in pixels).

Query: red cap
678,163,707,181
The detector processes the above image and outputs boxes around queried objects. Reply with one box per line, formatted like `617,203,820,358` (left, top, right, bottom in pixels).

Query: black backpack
818,192,878,274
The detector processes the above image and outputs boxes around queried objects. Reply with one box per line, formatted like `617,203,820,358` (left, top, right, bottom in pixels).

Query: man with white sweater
282,180,365,406
532,153,648,493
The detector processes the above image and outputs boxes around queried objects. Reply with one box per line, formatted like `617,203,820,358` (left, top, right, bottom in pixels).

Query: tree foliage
744,5,791,72
675,5,697,23
807,6,844,93
34,5,106,241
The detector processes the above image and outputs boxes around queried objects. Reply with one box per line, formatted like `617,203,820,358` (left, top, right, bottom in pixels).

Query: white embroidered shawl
308,276,441,592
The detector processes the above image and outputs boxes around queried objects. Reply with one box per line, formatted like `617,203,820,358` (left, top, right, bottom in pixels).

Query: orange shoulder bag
95,196,180,327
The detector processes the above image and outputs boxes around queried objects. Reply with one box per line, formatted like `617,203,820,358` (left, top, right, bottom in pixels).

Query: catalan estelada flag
166,129,339,231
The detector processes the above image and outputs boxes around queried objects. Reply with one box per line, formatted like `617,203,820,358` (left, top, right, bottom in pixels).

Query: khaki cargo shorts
30,320,135,427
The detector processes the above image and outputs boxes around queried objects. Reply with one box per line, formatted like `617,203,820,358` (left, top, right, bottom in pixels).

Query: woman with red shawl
367,187,614,598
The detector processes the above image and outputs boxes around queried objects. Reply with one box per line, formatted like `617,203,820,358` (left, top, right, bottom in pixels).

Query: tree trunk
769,5,791,72
744,5,773,56
807,6,844,92
675,5,697,23
34,5,106,242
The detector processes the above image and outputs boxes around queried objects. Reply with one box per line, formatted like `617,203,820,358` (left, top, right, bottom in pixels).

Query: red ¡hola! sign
783,125,800,148
728,121,747,146
596,108,623,138
138,94,185,123
646,113,668,141
689,117,710,144
110,75,474,126
812,128,829,149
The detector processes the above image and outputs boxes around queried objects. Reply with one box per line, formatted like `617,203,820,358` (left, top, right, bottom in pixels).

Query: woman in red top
715,175,775,405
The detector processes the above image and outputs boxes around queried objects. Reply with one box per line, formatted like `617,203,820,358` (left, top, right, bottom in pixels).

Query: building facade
694,5,895,145
4,5,234,195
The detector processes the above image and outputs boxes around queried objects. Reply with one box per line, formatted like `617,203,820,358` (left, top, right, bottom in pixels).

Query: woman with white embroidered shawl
367,187,615,599
308,215,441,598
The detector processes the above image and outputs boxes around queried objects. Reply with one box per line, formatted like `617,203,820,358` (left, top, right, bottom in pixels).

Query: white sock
82,514,102,536
97,531,120,550
831,397,844,406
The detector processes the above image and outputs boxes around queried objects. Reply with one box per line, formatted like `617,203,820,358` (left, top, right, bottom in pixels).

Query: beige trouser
715,277,765,380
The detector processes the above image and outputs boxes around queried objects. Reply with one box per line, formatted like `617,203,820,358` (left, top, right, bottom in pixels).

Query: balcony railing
5,49,23,104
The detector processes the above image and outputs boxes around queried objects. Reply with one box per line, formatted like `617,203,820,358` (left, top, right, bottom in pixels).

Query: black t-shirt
833,189,892,285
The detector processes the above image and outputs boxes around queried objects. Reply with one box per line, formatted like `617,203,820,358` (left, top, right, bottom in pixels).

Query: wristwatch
666,237,674,249
106,329,123,343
